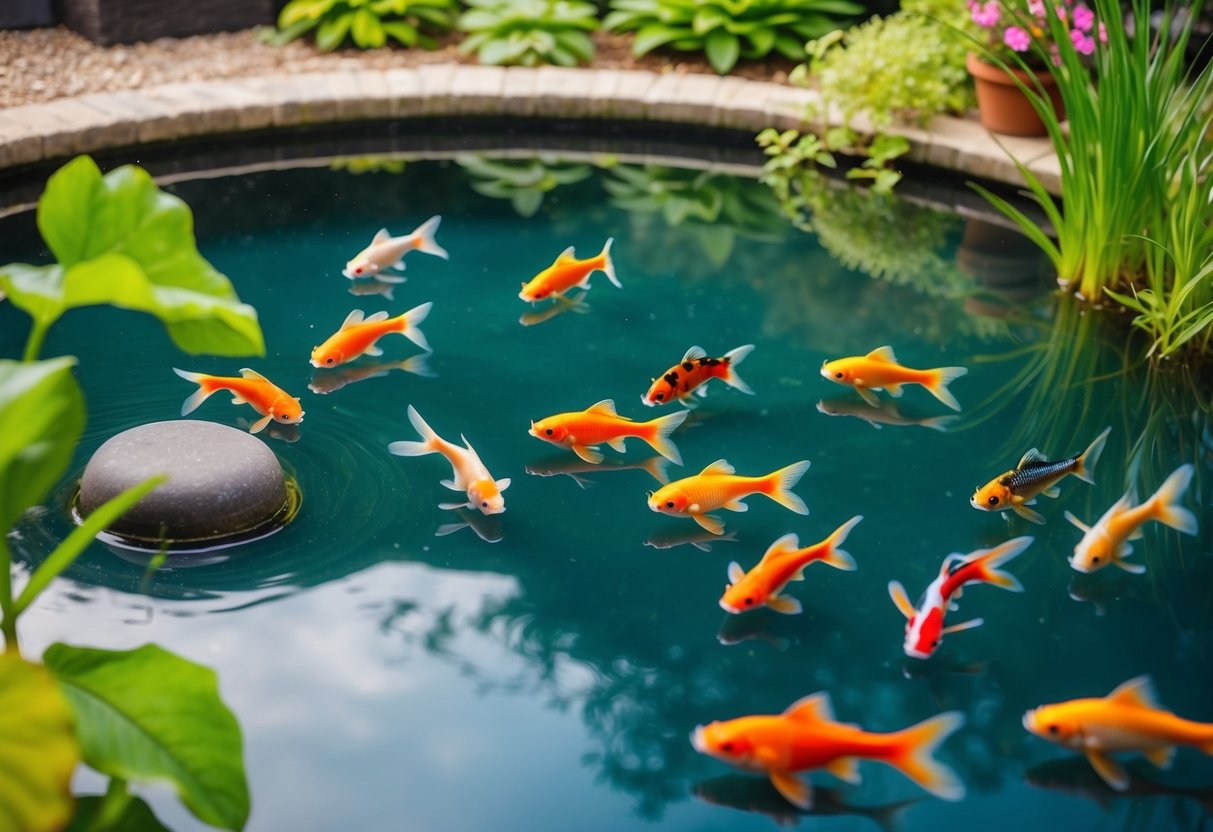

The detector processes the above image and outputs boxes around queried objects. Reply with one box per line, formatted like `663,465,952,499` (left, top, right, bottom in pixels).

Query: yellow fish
820,346,967,411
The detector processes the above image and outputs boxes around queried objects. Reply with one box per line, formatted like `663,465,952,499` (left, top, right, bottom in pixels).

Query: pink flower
971,0,1001,27
1098,21,1107,42
1072,4,1095,32
1027,0,1046,17
1054,4,1067,22
1004,26,1032,51
1071,28,1096,54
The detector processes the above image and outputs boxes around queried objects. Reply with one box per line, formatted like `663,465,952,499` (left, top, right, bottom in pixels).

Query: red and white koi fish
343,216,447,278
310,304,432,368
528,400,689,464
820,346,967,411
643,345,755,406
888,536,1032,659
173,368,303,434
388,405,510,515
519,239,619,302
971,426,1110,524
720,516,861,615
692,692,966,809
1024,676,1213,791
648,458,810,535
1065,464,1197,574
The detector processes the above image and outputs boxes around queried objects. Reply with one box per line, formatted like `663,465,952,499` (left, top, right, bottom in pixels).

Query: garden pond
1,149,1211,831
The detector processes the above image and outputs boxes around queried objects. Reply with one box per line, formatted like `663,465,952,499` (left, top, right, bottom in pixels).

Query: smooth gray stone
78,419,288,543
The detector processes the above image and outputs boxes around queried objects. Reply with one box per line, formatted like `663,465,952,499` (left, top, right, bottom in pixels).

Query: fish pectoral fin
768,770,813,810
941,618,984,635
722,498,749,512
606,438,627,453
1085,750,1130,791
695,386,709,398
1115,559,1147,575
855,386,882,407
884,382,904,398
248,414,273,434
571,444,604,464
1064,511,1092,533
692,513,725,536
438,501,472,511
439,479,463,492
766,594,803,615
1012,504,1046,524
727,562,745,584
888,581,915,620
230,395,247,405
1127,526,1145,541
364,345,384,357
1143,745,1176,770
1042,485,1061,498
825,756,862,785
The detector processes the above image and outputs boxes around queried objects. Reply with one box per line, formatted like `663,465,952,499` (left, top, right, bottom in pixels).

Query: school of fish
166,212,1206,814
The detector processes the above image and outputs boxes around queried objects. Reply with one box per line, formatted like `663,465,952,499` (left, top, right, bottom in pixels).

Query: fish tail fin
821,514,862,571
887,711,966,801
173,368,217,416
640,455,671,485
968,535,1033,592
722,344,755,395
926,366,968,412
398,301,433,352
413,215,448,260
1149,464,1198,535
764,460,811,515
399,352,435,379
921,414,959,432
644,409,690,465
388,405,440,457
1073,425,1112,484
599,237,621,288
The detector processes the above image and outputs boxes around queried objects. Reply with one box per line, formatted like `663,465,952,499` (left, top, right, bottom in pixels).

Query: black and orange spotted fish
643,345,755,407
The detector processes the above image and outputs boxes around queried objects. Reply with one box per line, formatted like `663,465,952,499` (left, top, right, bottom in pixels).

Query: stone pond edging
0,64,1061,193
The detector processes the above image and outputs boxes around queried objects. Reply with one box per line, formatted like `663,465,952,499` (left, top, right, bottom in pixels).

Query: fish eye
987,496,999,506
656,393,664,400
744,597,753,606
1092,556,1101,563
481,501,488,508
1047,725,1059,735
666,501,675,509
834,372,843,379
326,357,334,365
721,742,734,752
545,429,553,436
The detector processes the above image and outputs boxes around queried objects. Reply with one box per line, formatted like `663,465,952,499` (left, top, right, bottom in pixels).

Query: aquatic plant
458,0,599,66
603,0,863,73
458,154,595,217
0,358,250,831
971,0,1213,361
271,0,458,49
758,125,911,196
0,156,264,362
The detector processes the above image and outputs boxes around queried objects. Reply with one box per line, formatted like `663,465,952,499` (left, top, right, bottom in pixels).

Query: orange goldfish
643,345,755,406
173,368,303,434
519,239,619,302
1065,464,1197,574
388,405,510,515
343,215,447,278
1024,676,1213,791
820,346,967,411
693,692,966,809
310,304,432,368
971,427,1110,524
720,516,861,615
648,459,810,535
528,400,689,464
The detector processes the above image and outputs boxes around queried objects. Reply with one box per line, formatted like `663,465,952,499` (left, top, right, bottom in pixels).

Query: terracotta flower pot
967,52,1065,137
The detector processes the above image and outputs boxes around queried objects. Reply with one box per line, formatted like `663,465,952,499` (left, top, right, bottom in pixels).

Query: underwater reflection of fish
1025,755,1213,814
526,454,670,489
693,774,922,831
434,509,503,544
518,291,590,327
716,610,790,651
348,276,406,302
644,527,737,553
309,354,433,395
235,417,301,444
816,398,958,431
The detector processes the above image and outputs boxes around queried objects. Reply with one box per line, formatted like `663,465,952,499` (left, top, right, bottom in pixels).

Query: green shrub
272,0,458,50
458,0,599,66
604,0,862,74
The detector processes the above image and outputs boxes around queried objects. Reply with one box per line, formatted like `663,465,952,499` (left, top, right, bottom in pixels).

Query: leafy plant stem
0,537,15,654
91,777,134,830
22,320,49,363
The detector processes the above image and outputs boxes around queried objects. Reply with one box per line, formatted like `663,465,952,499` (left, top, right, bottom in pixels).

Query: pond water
1,153,1211,832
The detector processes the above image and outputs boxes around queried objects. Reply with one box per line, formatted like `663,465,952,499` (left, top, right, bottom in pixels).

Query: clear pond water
1,154,1211,832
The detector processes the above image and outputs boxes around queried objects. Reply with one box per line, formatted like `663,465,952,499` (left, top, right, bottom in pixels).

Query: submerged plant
604,0,862,74
271,0,458,50
458,154,595,217
458,0,599,66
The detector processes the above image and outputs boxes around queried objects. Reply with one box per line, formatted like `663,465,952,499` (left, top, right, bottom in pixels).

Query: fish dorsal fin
586,399,617,416
555,245,577,263
372,228,391,244
1017,448,1046,468
761,533,799,564
865,345,898,364
682,345,707,362
364,310,390,323
783,692,835,724
727,562,745,585
699,459,735,476
239,368,269,382
340,309,366,330
1107,676,1161,710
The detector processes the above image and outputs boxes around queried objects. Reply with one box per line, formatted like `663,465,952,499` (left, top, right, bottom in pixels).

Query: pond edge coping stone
0,64,1061,193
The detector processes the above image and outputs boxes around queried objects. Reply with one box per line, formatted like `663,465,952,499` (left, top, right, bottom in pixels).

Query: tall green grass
972,0,1213,363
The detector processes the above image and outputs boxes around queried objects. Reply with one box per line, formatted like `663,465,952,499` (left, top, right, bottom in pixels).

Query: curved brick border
0,64,1060,192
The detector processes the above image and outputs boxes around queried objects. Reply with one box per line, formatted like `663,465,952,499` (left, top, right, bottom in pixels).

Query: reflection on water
694,774,925,830
1,157,1210,830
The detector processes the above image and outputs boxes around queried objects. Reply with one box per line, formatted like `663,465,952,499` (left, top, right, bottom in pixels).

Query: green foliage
458,0,599,66
757,126,910,196
67,790,171,832
0,652,79,832
272,0,458,50
0,156,264,362
604,0,862,73
802,1,974,127
44,644,250,832
458,154,594,217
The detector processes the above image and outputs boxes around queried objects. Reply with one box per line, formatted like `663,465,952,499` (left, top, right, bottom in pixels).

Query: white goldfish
343,216,448,278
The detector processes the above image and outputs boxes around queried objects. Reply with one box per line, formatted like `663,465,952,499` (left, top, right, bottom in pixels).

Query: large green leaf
0,652,80,832
705,28,740,73
0,357,84,533
67,791,171,832
43,644,250,832
1,156,264,358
